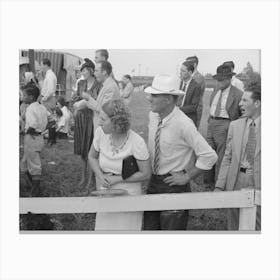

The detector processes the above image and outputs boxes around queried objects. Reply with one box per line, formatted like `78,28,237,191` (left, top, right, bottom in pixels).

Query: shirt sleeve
25,106,37,129
132,134,149,161
93,126,103,152
182,121,218,170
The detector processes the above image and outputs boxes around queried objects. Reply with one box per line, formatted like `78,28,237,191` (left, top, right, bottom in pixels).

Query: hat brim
144,86,185,96
213,72,236,81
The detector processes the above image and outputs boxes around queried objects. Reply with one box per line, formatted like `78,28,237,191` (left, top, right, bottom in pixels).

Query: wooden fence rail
19,189,261,230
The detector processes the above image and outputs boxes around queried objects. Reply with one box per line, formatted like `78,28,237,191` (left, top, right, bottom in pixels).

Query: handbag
122,155,139,180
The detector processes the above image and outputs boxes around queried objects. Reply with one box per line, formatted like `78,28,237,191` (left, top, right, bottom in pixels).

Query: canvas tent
20,50,83,100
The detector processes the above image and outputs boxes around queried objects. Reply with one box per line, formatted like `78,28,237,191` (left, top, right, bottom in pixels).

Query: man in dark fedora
223,61,244,92
206,64,243,182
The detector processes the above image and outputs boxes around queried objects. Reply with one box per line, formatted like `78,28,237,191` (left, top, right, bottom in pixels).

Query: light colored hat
24,72,35,82
144,74,185,96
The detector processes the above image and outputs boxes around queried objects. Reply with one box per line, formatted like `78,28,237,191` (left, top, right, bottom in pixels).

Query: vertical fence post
239,206,257,230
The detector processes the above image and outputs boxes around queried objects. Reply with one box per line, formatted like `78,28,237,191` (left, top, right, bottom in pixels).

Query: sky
59,49,260,80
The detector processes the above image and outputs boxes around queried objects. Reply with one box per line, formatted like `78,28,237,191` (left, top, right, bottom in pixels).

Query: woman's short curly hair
102,98,131,134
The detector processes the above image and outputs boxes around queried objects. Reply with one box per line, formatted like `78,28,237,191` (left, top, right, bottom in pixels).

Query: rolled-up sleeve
183,122,218,170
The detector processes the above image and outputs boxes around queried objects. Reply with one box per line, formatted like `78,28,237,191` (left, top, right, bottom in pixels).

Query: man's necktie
245,120,256,167
214,91,223,117
153,119,163,174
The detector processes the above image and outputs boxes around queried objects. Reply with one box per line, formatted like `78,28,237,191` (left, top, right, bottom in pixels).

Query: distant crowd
19,49,261,231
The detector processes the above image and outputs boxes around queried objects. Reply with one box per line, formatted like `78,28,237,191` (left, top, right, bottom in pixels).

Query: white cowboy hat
144,74,185,96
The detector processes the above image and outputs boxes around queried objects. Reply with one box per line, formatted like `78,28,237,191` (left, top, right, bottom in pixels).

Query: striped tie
153,119,163,174
245,121,256,167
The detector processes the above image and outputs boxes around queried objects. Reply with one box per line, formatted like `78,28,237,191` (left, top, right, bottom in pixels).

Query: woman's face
99,110,113,134
81,67,91,80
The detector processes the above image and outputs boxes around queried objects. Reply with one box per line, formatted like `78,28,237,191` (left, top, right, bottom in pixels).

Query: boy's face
22,91,33,104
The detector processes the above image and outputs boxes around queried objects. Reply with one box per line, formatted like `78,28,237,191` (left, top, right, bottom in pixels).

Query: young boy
20,84,48,197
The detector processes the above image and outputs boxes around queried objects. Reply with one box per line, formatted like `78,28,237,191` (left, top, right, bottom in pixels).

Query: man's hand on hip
163,172,190,186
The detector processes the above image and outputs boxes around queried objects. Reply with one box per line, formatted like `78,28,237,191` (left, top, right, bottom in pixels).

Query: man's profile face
180,65,191,81
148,94,169,114
239,91,258,118
94,52,105,63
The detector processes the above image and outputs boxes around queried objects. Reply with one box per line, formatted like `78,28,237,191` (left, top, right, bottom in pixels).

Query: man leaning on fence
214,79,261,231
143,74,218,230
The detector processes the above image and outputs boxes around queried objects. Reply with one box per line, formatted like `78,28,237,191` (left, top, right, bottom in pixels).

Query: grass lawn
20,89,227,231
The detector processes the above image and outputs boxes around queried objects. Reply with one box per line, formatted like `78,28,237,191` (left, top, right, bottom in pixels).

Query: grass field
20,88,227,231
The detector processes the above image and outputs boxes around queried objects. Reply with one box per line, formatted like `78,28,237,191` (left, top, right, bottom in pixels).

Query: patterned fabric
245,121,256,167
74,79,102,160
153,119,163,174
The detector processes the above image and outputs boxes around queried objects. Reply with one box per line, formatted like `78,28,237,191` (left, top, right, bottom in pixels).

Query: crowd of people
19,49,261,231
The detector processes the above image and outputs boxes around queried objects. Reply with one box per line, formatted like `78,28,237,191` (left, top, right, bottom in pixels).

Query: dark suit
206,85,243,181
179,79,202,126
192,71,206,127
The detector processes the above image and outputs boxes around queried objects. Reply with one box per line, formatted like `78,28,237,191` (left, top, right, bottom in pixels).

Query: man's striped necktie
153,118,163,174
245,120,256,167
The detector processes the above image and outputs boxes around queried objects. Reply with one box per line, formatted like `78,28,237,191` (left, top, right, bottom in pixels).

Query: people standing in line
79,61,120,131
20,84,48,197
120,74,134,105
178,61,202,126
206,64,243,183
40,58,57,112
186,56,206,127
143,75,217,230
214,80,261,230
222,61,244,92
88,99,151,230
73,59,102,190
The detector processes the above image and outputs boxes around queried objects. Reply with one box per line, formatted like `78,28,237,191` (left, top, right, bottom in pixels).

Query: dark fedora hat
213,64,236,81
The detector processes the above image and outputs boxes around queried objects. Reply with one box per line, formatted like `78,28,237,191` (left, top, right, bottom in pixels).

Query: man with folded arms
143,74,218,230
214,80,261,230
206,64,243,182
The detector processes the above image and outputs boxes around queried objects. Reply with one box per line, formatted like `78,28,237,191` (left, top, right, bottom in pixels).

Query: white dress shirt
231,76,244,92
41,69,57,99
148,106,218,175
25,101,48,133
210,85,231,118
179,78,192,107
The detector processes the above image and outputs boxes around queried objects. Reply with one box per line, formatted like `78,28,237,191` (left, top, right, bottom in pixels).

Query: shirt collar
159,106,178,126
246,116,261,129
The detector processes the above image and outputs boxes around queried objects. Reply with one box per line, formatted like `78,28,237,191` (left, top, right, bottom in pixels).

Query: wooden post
239,206,257,230
28,49,35,74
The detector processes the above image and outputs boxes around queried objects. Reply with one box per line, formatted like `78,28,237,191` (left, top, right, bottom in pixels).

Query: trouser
21,134,44,178
40,95,56,113
228,171,261,231
143,174,191,230
206,118,230,181
48,127,56,144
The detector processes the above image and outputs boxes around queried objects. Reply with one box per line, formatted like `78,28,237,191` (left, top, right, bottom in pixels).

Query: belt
210,116,230,120
152,170,187,178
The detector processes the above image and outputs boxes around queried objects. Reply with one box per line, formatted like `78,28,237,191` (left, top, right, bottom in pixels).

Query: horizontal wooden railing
19,189,261,230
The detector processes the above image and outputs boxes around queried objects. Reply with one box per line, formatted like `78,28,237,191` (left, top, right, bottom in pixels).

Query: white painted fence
20,189,261,230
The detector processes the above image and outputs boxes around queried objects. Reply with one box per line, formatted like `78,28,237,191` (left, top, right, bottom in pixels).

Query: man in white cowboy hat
206,64,243,183
143,74,218,230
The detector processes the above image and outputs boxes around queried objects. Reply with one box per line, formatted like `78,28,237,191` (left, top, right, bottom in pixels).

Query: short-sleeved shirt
93,127,149,175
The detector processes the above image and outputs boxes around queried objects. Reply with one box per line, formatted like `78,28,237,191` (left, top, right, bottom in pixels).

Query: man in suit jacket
206,64,243,182
178,61,202,126
186,56,206,127
215,81,261,230
82,61,120,131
